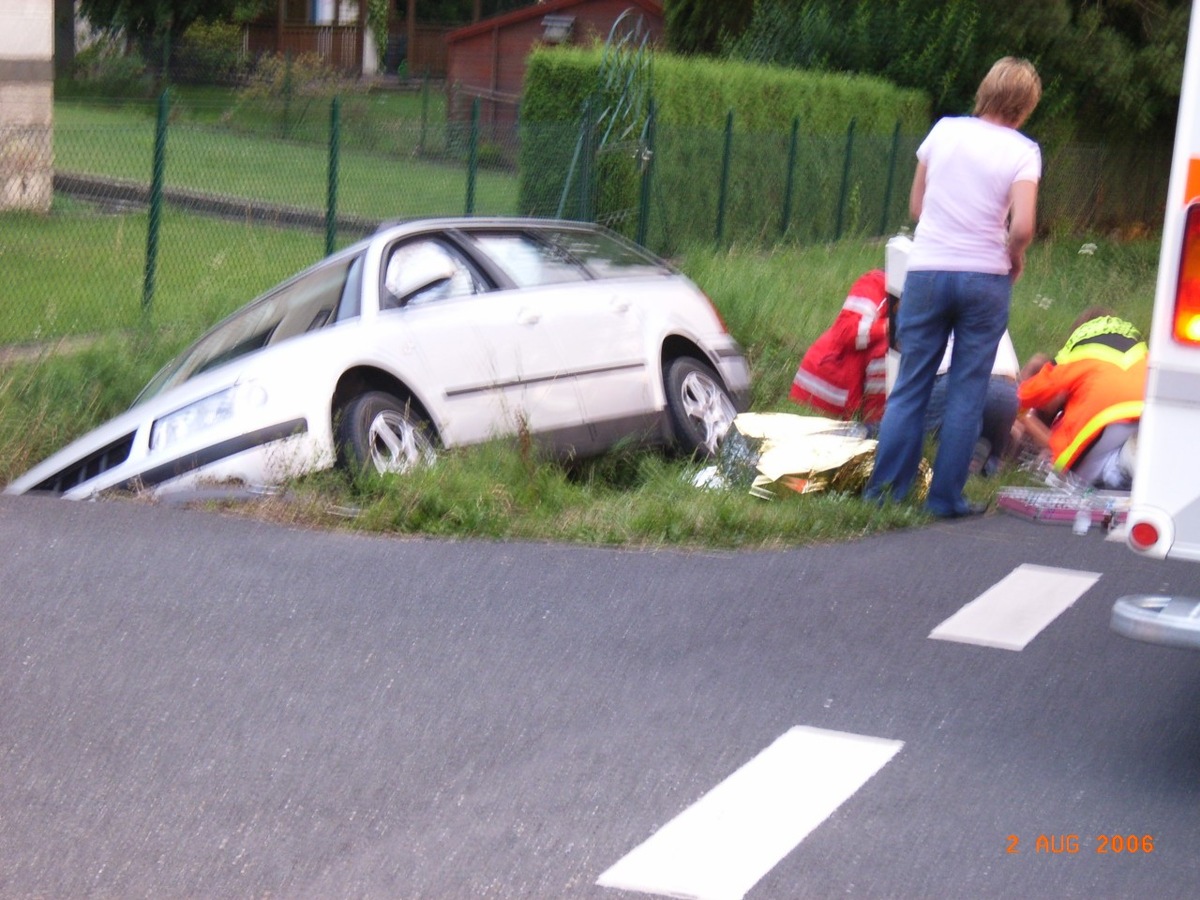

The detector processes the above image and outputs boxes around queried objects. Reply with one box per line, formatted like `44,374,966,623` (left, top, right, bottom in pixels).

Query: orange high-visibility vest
1017,317,1147,471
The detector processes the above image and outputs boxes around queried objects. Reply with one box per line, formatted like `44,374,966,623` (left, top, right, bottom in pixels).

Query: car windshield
135,252,364,405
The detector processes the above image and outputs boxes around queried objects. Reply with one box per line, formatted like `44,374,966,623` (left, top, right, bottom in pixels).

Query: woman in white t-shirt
865,57,1042,518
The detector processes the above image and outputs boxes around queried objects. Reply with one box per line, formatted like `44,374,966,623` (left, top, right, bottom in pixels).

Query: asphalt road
1,493,1198,899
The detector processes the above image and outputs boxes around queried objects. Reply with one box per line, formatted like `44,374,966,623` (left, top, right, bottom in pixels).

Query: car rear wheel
336,391,437,475
664,357,737,458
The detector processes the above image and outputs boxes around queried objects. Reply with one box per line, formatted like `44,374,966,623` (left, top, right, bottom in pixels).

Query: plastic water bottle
1073,502,1091,535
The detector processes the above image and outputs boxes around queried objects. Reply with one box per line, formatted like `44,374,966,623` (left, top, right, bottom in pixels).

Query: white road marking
929,563,1101,651
596,726,903,900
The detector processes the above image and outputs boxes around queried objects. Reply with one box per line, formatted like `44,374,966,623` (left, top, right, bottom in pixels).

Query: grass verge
0,221,1160,548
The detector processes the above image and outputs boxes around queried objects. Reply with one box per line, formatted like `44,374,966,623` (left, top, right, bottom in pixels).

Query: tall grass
681,234,1158,409
0,225,1160,547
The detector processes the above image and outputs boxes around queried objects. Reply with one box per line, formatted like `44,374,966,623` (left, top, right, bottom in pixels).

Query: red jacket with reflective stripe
789,270,889,422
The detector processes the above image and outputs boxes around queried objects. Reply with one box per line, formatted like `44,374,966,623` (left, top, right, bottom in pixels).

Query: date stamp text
1006,834,1156,855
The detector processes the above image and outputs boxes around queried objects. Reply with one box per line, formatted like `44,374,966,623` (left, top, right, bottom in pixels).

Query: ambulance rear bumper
1111,594,1200,650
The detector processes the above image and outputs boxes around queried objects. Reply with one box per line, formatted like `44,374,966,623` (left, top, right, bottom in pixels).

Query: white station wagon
5,218,751,499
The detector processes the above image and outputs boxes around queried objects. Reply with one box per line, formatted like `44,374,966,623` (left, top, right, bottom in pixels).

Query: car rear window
471,233,589,287
472,229,670,287
543,228,670,280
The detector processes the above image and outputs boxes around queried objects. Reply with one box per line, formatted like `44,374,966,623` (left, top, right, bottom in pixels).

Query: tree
79,0,293,75
54,0,75,78
724,0,1192,140
665,0,754,56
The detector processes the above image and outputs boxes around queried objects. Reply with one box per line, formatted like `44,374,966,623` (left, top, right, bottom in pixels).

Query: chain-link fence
1,91,1173,351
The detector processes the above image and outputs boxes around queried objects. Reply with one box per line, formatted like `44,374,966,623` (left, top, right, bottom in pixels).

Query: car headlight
150,382,268,453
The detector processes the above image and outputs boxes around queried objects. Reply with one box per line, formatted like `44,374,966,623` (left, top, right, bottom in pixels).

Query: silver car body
5,218,750,499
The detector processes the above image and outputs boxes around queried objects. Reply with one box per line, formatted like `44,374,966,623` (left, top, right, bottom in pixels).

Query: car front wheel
336,391,437,475
664,357,737,458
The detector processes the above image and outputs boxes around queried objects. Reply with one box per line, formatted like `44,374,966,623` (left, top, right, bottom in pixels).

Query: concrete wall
0,0,54,212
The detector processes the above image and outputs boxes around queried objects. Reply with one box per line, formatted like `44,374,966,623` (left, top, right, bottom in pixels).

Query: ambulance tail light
1129,520,1160,552
1173,203,1200,345
1126,508,1173,559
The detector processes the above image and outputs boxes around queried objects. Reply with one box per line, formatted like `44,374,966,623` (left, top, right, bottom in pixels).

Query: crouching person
1017,308,1147,490
789,269,889,428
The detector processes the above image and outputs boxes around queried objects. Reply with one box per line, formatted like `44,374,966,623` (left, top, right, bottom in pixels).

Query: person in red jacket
789,269,890,426
1016,308,1147,489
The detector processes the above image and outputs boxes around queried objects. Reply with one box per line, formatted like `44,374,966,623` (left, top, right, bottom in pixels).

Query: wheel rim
367,409,435,474
679,370,736,455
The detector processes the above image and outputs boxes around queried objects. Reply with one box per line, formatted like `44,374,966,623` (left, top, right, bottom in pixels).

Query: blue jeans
926,374,1019,476
865,269,1011,516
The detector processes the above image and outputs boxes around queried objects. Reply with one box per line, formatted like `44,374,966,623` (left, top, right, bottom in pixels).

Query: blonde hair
974,57,1041,126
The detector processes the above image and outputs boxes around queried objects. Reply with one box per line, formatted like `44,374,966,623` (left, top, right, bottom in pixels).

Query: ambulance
1110,0,1200,649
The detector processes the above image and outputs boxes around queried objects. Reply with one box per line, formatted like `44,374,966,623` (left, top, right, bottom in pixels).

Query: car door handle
517,309,541,325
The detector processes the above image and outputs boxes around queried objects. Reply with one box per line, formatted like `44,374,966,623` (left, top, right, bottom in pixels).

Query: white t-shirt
908,116,1041,275
937,330,1020,378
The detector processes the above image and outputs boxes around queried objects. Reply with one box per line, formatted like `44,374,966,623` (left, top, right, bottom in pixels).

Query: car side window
382,239,483,309
471,233,589,287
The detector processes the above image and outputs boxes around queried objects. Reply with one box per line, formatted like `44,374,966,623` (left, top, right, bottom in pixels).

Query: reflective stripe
843,296,881,351
1054,400,1145,470
1055,342,1147,369
1058,316,1142,358
842,296,880,317
793,369,850,407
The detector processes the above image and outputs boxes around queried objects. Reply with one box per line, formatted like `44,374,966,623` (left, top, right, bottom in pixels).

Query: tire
336,391,437,475
664,357,738,458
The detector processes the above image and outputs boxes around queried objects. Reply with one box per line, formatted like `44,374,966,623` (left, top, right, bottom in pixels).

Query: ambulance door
1112,0,1200,649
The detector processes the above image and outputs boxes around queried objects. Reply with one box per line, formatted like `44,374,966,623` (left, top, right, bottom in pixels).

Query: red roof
446,0,664,44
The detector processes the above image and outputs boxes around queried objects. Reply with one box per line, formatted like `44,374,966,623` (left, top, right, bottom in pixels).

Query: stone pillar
0,0,54,212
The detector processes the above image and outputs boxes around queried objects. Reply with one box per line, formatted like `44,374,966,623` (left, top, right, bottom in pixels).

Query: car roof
373,216,611,238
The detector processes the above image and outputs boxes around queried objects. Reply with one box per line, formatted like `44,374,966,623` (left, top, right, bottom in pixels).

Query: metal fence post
579,96,595,221
419,69,429,156
282,52,293,139
636,99,656,247
781,116,799,237
466,97,479,215
142,89,169,317
879,120,901,236
326,95,340,257
716,110,733,243
835,118,857,241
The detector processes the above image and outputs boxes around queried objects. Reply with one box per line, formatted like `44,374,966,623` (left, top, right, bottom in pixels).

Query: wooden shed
445,0,663,138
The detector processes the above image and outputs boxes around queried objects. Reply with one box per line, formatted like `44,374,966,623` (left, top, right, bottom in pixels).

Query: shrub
63,38,154,99
174,20,250,86
233,52,357,139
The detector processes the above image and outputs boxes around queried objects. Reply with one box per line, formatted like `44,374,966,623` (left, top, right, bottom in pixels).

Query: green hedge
518,47,930,244
649,54,929,134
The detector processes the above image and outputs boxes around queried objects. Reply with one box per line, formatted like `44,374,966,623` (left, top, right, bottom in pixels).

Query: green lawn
0,204,326,343
53,98,518,224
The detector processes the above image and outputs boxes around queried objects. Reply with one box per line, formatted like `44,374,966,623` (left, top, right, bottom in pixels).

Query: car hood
3,322,376,498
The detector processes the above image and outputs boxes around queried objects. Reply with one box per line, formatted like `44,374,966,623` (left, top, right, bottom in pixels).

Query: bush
62,38,154,99
173,20,251,86
232,52,357,139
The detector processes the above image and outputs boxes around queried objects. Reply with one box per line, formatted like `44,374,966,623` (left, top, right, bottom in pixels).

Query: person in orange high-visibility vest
789,269,890,425
1017,309,1147,489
